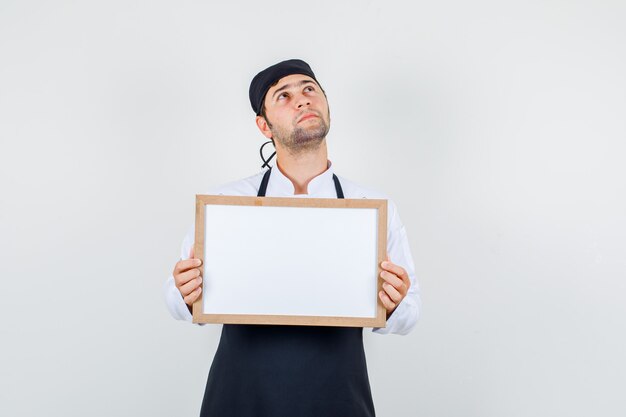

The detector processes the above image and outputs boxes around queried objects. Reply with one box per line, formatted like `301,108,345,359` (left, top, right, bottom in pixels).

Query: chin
293,124,328,145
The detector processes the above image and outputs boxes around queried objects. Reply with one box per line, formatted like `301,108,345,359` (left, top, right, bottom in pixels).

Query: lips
298,112,319,123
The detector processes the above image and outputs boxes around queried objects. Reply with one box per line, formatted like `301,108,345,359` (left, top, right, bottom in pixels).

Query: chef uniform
163,60,420,416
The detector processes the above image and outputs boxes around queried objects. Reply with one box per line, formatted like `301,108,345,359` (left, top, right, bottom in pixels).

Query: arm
372,204,421,335
163,226,203,322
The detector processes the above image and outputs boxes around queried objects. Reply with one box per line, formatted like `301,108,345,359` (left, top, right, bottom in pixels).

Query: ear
255,115,273,139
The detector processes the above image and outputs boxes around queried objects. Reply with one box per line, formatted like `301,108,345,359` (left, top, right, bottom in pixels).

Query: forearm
163,275,194,322
373,207,421,335
372,291,420,335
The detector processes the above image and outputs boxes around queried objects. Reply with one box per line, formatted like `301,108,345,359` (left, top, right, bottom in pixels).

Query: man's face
259,74,331,154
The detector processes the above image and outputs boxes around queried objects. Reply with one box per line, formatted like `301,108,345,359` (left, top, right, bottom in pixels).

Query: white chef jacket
163,162,420,335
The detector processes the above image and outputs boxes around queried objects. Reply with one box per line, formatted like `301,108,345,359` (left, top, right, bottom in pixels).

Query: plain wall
1,1,625,416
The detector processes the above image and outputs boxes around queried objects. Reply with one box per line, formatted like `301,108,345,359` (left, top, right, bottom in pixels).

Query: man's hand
173,247,203,306
379,257,411,318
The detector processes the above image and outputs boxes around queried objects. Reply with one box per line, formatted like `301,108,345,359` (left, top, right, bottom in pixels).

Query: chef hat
249,59,321,115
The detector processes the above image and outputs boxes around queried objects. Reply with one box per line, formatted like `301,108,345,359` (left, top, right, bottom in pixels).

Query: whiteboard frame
192,195,387,327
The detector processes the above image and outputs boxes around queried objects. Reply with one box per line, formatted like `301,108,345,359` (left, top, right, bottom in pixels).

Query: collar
265,160,337,198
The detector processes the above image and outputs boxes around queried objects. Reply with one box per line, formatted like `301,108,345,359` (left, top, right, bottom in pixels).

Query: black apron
200,168,375,417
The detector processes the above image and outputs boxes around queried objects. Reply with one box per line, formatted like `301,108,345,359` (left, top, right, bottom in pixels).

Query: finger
174,268,201,288
173,258,202,275
380,260,407,278
380,270,404,290
381,260,410,286
379,290,396,311
382,281,403,303
183,286,202,305
179,275,202,297
190,245,195,259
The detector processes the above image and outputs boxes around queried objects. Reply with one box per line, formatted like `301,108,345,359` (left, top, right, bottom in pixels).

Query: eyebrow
271,79,316,99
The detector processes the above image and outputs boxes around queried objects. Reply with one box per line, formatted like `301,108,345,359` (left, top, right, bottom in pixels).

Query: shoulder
334,174,403,230
334,175,390,200
202,171,266,196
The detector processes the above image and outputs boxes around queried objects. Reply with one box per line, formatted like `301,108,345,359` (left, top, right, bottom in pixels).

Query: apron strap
258,168,272,197
332,173,344,199
257,167,344,199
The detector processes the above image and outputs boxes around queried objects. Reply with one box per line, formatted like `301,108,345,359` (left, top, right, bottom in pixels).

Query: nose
295,93,311,109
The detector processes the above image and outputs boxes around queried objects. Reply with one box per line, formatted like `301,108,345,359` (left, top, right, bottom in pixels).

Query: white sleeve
372,201,421,335
163,225,195,323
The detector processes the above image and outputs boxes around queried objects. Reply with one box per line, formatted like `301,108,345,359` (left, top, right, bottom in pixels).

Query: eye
304,85,315,93
277,92,289,100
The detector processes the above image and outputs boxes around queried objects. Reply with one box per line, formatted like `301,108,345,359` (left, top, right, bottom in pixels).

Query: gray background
1,1,625,416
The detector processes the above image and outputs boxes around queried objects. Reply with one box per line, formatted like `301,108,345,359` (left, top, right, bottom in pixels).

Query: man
164,59,420,417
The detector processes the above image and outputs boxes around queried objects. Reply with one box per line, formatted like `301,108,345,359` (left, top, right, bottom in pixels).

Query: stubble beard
269,112,330,156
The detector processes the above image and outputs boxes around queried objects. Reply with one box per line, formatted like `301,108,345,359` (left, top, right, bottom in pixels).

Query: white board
192,195,388,327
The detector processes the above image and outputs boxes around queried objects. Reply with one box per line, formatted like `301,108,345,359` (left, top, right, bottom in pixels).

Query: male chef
164,59,420,417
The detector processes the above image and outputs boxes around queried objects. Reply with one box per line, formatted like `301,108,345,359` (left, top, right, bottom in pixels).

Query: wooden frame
192,195,387,327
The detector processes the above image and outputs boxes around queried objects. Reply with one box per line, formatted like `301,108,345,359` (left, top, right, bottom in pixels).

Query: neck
275,140,328,194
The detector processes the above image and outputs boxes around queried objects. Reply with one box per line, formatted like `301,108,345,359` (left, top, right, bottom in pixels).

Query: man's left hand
379,257,411,318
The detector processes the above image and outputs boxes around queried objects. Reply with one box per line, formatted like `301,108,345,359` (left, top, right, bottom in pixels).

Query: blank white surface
202,204,378,318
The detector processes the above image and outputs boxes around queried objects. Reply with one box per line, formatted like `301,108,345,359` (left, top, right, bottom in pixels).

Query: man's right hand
173,247,203,306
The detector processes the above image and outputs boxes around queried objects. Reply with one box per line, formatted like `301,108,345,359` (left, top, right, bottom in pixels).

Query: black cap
249,59,319,115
